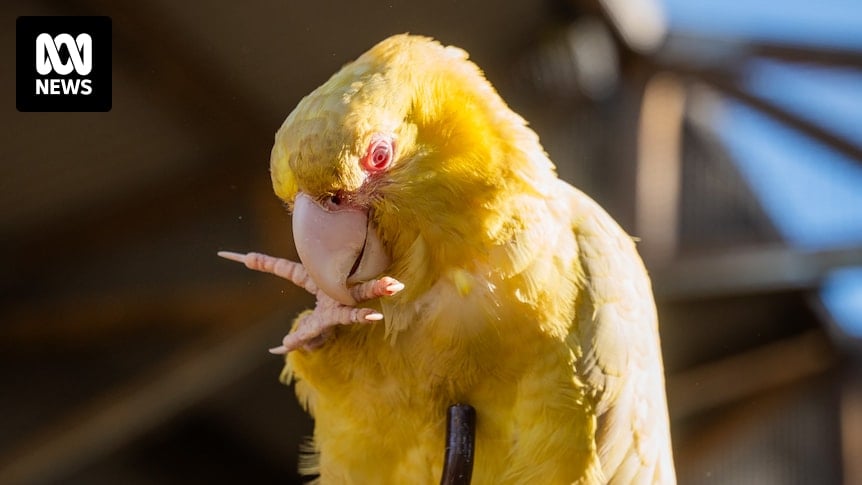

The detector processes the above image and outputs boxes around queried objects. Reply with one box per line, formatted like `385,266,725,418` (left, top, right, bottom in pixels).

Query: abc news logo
36,33,94,95
17,16,111,112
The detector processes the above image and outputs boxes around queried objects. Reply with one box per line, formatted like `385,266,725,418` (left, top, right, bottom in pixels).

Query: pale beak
292,192,390,305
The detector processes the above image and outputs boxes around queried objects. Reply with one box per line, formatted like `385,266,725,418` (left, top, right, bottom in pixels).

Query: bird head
270,34,555,306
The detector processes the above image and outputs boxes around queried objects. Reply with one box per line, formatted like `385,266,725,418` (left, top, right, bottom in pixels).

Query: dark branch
440,404,476,485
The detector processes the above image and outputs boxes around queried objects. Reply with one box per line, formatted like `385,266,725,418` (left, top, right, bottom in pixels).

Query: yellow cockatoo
220,34,675,484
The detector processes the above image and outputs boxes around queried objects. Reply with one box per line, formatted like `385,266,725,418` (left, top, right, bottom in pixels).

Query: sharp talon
269,345,288,355
385,282,405,294
217,251,246,263
365,312,384,321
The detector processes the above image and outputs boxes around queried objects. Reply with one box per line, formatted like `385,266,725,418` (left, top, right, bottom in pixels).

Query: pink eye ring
361,134,394,172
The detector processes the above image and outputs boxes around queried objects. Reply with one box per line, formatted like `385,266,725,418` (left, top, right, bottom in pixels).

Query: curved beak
292,192,390,305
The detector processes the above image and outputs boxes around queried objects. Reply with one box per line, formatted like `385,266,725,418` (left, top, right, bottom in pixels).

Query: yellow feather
271,34,674,484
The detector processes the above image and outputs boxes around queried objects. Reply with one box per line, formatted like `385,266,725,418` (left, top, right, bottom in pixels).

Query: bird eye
361,135,394,172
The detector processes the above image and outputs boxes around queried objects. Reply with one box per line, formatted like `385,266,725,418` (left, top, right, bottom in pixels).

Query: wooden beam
571,0,668,53
0,155,275,296
594,0,667,53
46,0,274,144
653,245,862,300
650,59,862,166
635,72,686,265
2,0,281,291
666,329,836,419
708,78,862,165
0,301,303,485
662,33,862,70
0,281,291,344
671,370,839,478
841,370,862,485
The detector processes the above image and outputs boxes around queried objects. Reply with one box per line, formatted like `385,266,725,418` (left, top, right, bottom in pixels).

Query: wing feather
566,185,676,485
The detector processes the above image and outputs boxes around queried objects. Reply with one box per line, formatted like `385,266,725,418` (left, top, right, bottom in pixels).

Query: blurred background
2,0,861,483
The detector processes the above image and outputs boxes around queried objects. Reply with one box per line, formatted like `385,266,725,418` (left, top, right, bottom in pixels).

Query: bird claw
218,250,403,354
267,294,384,354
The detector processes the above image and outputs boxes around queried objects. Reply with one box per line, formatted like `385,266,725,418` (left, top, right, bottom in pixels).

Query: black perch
440,403,476,485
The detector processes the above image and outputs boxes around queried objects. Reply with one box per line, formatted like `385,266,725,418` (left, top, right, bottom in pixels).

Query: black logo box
16,16,111,112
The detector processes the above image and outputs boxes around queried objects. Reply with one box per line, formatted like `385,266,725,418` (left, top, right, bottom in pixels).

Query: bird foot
217,251,403,353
